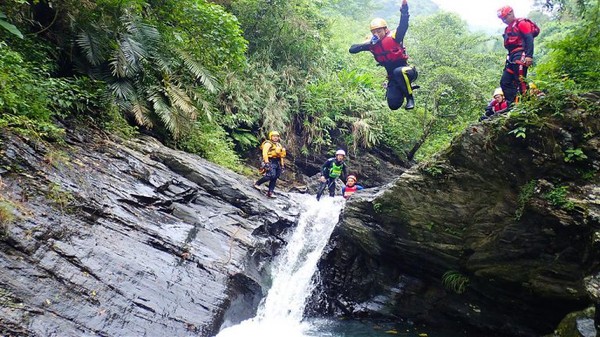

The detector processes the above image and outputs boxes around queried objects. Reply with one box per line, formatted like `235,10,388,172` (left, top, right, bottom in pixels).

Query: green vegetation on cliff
0,0,598,171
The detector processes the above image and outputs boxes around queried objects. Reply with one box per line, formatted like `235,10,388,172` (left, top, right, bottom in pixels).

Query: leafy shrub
516,180,537,220
45,77,107,117
0,43,52,121
535,25,600,90
0,201,15,238
177,119,245,173
47,183,75,213
564,148,588,163
544,185,575,210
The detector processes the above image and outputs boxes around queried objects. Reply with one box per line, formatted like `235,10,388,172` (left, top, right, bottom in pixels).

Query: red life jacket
503,18,539,51
343,185,359,199
492,100,508,112
369,30,408,64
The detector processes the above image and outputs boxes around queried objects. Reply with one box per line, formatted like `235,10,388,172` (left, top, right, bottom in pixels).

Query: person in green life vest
317,149,348,200
254,131,286,198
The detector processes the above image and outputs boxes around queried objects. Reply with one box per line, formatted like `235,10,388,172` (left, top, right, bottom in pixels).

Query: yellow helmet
369,18,388,31
493,88,504,97
268,131,280,140
529,82,538,90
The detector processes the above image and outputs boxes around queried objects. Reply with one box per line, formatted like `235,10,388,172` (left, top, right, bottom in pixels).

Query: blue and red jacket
349,3,410,76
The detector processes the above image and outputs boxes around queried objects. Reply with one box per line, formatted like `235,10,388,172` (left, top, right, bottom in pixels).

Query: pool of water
303,318,466,337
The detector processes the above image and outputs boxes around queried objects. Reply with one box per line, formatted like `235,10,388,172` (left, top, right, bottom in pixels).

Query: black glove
484,106,494,117
262,162,272,170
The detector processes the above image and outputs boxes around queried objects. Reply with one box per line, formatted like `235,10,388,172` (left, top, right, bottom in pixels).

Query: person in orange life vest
349,0,418,110
497,6,535,106
481,88,509,121
254,131,286,198
342,175,364,199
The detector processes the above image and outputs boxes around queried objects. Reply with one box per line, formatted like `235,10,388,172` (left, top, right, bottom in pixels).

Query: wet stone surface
0,131,299,337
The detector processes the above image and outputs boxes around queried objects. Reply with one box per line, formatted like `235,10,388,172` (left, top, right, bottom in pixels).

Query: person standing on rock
349,0,418,110
254,131,286,198
317,149,348,200
497,5,538,106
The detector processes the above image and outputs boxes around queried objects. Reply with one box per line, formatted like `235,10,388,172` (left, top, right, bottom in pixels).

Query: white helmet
335,149,346,156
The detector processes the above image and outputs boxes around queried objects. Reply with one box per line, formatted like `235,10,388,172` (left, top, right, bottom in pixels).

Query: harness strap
517,52,527,94
509,47,524,53
401,67,413,95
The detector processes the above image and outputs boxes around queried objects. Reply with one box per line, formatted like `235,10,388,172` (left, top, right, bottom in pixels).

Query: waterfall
216,195,344,337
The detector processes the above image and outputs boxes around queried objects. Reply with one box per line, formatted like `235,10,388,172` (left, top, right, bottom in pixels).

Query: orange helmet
497,6,513,19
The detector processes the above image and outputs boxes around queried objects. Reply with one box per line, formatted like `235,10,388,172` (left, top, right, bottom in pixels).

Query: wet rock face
319,93,600,336
0,132,297,337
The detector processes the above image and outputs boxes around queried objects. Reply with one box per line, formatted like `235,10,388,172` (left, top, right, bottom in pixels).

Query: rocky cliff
1,93,598,337
0,129,299,337
318,93,600,336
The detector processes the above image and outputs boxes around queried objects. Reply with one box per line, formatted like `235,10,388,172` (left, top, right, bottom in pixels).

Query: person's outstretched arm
394,0,409,43
349,40,371,54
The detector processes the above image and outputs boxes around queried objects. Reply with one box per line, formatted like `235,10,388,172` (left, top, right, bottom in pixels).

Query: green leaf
0,19,24,39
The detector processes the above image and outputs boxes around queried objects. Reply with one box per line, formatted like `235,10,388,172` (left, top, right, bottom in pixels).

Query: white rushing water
216,195,344,337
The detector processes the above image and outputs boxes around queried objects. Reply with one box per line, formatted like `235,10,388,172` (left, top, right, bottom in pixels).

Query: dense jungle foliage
0,0,598,172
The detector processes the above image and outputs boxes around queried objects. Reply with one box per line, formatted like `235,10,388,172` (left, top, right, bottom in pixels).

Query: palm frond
149,90,176,133
129,94,151,127
120,36,146,68
164,81,197,119
176,48,217,93
76,28,105,66
197,98,213,122
109,45,128,78
108,80,135,101
125,18,160,46
153,51,173,75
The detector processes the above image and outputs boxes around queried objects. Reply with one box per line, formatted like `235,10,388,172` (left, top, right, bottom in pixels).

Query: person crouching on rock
480,88,509,121
342,175,364,199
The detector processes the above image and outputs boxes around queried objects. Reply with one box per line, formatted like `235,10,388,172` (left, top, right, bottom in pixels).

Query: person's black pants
326,178,338,197
501,51,528,105
255,159,281,193
387,65,418,110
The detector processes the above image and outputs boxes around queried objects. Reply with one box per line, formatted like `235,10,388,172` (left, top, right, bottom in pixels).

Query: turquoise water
304,318,466,337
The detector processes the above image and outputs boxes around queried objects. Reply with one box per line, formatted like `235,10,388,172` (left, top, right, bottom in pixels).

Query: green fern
442,270,469,294
75,13,217,139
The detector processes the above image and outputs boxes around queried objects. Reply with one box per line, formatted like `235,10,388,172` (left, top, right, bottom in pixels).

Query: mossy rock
551,306,597,337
